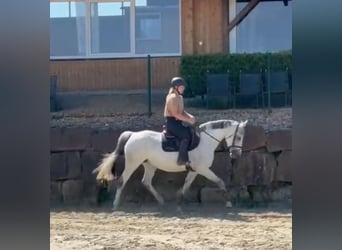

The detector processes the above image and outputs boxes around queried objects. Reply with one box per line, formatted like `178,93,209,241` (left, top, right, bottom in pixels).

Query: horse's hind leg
142,163,164,206
197,168,233,208
112,156,141,210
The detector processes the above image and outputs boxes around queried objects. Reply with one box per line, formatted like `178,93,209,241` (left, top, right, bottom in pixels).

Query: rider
164,76,196,169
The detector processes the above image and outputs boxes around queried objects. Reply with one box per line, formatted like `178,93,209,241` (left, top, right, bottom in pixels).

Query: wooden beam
227,0,261,33
222,0,229,53
181,0,194,55
237,0,291,2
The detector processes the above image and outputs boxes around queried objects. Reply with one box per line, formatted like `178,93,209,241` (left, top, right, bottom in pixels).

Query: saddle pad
161,129,200,152
161,133,180,152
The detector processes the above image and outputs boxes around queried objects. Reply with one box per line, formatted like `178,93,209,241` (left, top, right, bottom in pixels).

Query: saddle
161,125,200,152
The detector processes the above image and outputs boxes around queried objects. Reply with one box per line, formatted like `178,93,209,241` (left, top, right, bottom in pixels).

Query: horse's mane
199,119,238,131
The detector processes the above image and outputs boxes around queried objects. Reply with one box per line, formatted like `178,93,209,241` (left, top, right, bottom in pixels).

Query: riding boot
177,140,194,172
177,138,190,166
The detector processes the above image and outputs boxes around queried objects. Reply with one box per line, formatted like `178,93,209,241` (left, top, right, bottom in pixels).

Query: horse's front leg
197,168,232,208
177,171,198,207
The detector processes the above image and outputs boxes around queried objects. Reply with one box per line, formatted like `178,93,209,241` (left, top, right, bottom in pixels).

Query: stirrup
185,162,194,172
177,160,194,171
185,165,194,172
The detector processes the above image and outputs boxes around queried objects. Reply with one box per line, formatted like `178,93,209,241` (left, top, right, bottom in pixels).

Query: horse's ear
243,120,248,126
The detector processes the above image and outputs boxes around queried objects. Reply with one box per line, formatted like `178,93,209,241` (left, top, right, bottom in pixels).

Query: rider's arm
183,110,195,119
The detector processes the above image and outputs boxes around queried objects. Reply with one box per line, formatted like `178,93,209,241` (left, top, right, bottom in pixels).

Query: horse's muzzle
229,148,242,159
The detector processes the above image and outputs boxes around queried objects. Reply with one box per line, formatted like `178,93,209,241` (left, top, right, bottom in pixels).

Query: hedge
180,52,292,97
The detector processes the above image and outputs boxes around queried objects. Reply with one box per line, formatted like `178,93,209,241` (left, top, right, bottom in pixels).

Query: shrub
180,52,292,97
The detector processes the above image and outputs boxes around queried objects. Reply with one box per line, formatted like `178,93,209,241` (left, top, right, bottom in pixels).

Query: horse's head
225,120,248,159
199,119,248,159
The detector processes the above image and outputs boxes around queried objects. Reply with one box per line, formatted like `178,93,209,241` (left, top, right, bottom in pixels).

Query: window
90,1,131,54
235,1,292,53
50,2,86,56
136,13,161,40
50,0,181,58
135,0,180,54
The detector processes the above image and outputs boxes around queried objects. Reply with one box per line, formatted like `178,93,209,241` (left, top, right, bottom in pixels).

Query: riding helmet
170,77,186,88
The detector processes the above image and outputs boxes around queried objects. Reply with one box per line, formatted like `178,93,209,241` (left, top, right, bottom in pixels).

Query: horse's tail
92,131,133,182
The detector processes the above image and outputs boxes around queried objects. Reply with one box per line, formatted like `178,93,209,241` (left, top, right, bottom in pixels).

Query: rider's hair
168,87,179,95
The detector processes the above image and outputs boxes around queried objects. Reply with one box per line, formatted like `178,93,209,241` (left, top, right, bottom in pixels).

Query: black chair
50,75,58,112
234,70,264,108
206,73,233,109
265,69,291,107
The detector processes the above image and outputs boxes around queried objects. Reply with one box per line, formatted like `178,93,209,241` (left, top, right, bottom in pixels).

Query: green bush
180,52,292,97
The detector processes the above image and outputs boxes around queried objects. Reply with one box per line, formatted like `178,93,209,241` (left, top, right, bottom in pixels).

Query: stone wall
50,125,291,206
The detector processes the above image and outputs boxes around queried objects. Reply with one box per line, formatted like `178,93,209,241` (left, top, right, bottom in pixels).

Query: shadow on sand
50,200,291,223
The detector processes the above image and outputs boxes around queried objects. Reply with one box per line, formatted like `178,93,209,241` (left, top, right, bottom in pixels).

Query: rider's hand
188,117,196,125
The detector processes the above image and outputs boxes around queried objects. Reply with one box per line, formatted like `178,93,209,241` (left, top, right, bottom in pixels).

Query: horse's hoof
176,205,184,213
112,204,119,211
225,201,233,208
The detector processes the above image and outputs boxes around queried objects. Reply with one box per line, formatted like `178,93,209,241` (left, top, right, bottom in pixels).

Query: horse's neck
200,129,226,150
200,125,237,149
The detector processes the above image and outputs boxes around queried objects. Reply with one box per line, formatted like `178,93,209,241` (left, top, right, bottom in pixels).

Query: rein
201,125,242,149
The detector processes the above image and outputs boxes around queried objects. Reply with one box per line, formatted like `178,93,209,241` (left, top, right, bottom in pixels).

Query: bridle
201,124,242,150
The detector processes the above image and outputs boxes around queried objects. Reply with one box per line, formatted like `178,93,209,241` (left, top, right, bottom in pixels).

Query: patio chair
234,70,264,108
206,73,233,109
265,69,291,107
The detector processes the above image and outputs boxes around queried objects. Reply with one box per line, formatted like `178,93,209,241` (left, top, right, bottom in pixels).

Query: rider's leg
177,138,190,165
165,118,192,168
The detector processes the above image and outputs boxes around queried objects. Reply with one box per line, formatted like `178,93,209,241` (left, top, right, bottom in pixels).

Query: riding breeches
165,117,191,164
